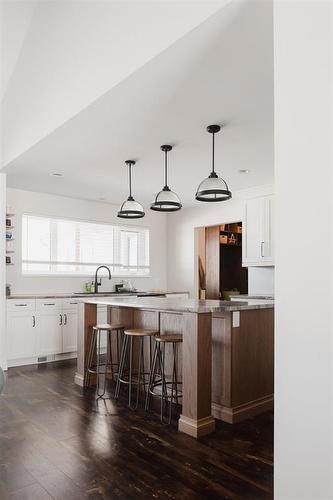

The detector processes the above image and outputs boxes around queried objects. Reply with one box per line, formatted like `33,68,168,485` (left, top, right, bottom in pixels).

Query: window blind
22,214,150,276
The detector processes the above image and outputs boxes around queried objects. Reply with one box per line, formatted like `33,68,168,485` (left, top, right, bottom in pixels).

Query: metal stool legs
145,338,182,424
85,327,124,400
115,334,152,410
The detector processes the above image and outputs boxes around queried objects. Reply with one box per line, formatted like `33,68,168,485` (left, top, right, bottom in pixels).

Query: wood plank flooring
0,360,273,499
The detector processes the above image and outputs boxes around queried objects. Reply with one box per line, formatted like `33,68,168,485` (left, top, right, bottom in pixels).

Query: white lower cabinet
6,312,36,360
6,299,79,364
36,311,63,356
62,310,78,353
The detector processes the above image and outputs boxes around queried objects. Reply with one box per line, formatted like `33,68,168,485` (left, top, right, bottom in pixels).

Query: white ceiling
1,0,224,165
2,0,274,208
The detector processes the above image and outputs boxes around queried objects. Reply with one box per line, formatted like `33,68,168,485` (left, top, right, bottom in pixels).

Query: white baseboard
7,352,77,368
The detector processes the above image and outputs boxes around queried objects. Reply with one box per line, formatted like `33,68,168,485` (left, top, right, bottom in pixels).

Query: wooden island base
76,298,274,437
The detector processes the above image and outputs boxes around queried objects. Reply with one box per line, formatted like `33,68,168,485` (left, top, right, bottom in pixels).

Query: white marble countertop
7,290,188,300
80,296,274,313
232,294,274,300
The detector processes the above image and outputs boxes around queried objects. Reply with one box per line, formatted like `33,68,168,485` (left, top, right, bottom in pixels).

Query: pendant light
195,125,232,202
151,145,182,212
117,160,145,219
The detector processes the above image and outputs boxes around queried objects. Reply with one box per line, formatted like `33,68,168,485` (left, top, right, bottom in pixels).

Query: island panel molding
178,312,215,438
211,308,274,423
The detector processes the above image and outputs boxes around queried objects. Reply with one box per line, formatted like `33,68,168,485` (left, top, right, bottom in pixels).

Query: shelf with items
219,223,242,246
5,212,15,266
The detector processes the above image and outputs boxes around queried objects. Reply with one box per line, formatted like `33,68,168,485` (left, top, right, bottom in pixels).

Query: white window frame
21,213,150,278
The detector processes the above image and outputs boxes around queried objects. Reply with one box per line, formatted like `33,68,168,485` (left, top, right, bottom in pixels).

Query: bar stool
115,328,158,410
84,323,124,399
145,335,183,424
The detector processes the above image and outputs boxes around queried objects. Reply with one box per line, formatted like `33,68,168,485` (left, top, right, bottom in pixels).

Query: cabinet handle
15,303,27,307
64,313,67,325
69,302,77,305
32,315,36,327
261,241,265,258
59,314,63,325
44,303,55,306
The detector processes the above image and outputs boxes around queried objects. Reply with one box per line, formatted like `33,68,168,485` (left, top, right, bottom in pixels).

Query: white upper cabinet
243,195,274,267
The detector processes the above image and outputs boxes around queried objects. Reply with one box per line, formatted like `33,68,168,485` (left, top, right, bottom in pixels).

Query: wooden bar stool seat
93,323,124,331
115,328,159,409
145,335,183,424
124,328,158,336
84,323,124,399
155,335,183,343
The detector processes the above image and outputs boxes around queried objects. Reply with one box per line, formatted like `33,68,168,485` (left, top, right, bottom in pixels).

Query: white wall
6,188,167,295
0,174,6,369
166,184,274,297
274,2,333,498
248,267,274,296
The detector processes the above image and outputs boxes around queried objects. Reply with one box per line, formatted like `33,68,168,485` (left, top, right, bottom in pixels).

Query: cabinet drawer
62,298,79,311
36,298,62,311
7,299,36,312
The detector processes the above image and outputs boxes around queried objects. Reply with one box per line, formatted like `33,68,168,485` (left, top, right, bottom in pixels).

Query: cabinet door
6,312,36,360
243,197,262,265
243,196,274,266
36,312,62,356
62,311,78,353
261,196,274,264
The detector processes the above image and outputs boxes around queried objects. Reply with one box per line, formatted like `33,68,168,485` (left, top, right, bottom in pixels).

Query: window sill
21,273,151,278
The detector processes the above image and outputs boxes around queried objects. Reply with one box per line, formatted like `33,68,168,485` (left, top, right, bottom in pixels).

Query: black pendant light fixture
195,125,232,202
117,160,145,219
150,145,182,212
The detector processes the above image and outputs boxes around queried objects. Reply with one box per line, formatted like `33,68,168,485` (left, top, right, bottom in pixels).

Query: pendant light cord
212,132,215,174
128,163,132,198
164,149,168,188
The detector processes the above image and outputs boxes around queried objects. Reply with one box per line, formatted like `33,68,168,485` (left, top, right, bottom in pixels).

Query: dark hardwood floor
0,360,273,499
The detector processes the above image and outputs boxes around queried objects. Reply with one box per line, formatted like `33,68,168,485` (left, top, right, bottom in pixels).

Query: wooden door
205,225,220,299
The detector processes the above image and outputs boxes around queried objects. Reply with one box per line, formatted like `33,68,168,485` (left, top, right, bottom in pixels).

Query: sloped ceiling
1,0,225,165
2,0,274,207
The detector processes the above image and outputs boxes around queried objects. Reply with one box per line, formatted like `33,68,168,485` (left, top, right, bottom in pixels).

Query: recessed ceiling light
239,169,250,174
51,172,63,177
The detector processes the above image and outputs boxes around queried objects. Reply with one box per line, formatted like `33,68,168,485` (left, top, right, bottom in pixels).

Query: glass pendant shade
118,196,145,219
150,145,182,212
195,124,232,203
118,160,145,219
151,187,182,212
195,172,232,202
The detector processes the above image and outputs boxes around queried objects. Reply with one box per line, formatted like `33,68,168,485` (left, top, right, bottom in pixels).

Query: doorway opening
196,222,248,300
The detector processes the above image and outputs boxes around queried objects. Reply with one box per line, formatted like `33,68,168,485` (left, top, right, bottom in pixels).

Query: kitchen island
76,297,274,438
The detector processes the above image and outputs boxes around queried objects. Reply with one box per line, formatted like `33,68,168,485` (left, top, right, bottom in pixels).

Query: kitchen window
22,214,150,276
